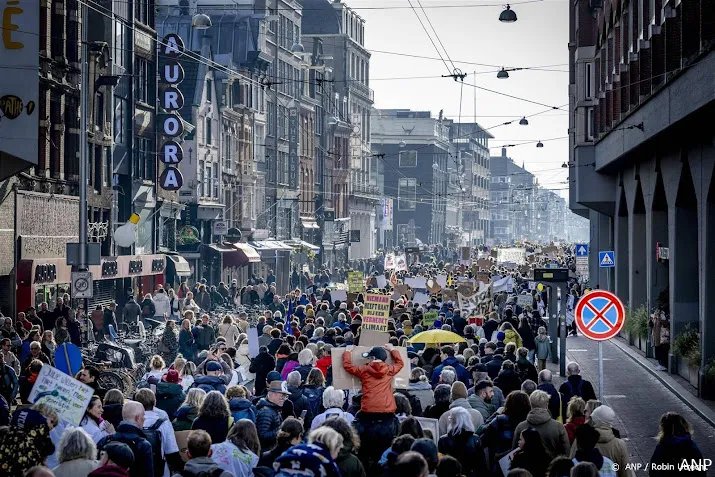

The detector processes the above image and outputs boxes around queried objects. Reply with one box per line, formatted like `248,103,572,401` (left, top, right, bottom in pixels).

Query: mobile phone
300,410,308,419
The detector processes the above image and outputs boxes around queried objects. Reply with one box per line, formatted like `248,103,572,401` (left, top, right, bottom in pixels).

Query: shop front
246,241,292,294
16,255,167,313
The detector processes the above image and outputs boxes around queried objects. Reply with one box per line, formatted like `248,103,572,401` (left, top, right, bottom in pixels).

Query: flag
285,300,293,336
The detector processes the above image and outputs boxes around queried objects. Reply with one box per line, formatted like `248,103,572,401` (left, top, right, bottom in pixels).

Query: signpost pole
598,341,604,400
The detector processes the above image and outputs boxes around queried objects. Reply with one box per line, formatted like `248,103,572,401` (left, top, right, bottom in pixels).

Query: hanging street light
536,140,544,148
499,4,517,23
497,68,509,79
519,117,529,125
192,13,212,30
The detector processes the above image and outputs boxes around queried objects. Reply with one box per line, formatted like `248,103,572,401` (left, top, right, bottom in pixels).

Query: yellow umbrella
407,329,466,344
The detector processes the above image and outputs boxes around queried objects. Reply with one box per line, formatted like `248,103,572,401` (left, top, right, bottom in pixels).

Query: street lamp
497,68,509,79
499,4,517,23
399,140,407,148
192,13,212,30
536,140,544,148
291,42,305,54
519,117,529,126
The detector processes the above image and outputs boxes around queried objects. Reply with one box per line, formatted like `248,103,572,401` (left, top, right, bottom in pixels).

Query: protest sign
347,271,364,293
29,365,94,426
529,281,537,290
436,275,448,288
395,254,408,272
331,289,348,302
412,291,430,305
404,277,427,290
441,288,457,302
375,275,387,289
247,327,259,358
331,347,410,390
415,417,439,444
423,311,438,327
492,276,513,294
519,265,531,276
477,259,491,270
458,292,479,315
517,295,533,307
394,284,412,299
384,253,396,270
362,293,391,332
426,278,441,294
360,329,391,347
477,271,490,284
497,248,526,265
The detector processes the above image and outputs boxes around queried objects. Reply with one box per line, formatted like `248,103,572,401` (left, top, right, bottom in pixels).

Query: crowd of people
0,244,703,477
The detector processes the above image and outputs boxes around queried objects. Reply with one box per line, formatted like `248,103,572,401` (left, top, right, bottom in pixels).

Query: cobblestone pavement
547,335,715,477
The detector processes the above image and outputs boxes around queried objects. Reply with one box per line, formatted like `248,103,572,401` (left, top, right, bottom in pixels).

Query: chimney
502,147,507,158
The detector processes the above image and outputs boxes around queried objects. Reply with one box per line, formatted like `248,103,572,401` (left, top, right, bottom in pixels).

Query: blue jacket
0,364,19,402
98,421,155,477
229,397,256,423
192,375,226,394
431,356,471,387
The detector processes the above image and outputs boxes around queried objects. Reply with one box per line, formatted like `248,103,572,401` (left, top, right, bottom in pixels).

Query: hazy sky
350,0,569,194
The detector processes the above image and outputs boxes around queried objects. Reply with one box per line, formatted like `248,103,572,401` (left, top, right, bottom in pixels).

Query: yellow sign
362,293,391,332
347,271,365,293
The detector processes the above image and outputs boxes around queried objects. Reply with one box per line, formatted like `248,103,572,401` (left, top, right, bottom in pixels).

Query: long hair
198,390,230,419
82,395,102,425
181,388,206,409
275,417,304,448
398,416,424,439
503,391,531,422
657,412,692,442
306,368,325,387
320,416,361,452
57,427,97,463
227,419,261,455
446,407,474,435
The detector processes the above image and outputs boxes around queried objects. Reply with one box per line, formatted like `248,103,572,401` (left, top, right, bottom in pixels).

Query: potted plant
700,357,715,400
624,306,648,346
672,323,700,386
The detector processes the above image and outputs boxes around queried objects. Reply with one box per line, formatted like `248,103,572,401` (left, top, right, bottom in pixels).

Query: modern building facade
371,109,451,247
568,0,714,395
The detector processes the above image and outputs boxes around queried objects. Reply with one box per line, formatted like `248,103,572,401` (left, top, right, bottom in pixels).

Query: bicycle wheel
98,371,125,394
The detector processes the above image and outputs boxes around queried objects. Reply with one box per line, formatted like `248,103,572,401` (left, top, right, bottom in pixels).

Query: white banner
384,253,396,270
497,248,526,265
458,292,479,315
29,365,94,426
405,277,427,289
395,254,408,272
412,291,430,305
491,276,514,294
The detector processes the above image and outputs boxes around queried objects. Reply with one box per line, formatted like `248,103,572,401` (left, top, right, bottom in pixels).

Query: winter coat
217,323,240,348
259,442,293,468
229,397,256,423
468,393,494,421
302,384,325,418
103,403,123,430
140,298,156,318
97,422,154,477
192,415,231,444
571,423,629,477
482,414,522,465
485,355,504,380
438,430,488,477
255,398,283,450
430,357,471,387
155,381,185,418
335,447,366,477
513,408,570,459
649,434,705,477
316,356,332,378
287,385,313,423
178,328,196,361
249,351,276,396
172,456,232,477
510,448,551,477
52,458,100,477
565,416,586,443
153,292,171,318
438,398,484,436
311,407,355,431
537,383,564,423
534,334,552,360
172,405,199,432
503,329,523,348
192,375,227,394
160,327,179,363
342,349,404,413
296,364,313,383
267,338,283,357
483,319,499,342
516,357,538,382
195,325,216,351
559,375,597,403
89,464,130,477
122,299,141,324
196,292,212,312
210,441,258,477
423,401,450,421
407,380,435,411
494,369,522,397
518,324,536,350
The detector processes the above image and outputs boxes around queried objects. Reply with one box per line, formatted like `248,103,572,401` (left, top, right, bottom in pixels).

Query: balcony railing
349,80,374,102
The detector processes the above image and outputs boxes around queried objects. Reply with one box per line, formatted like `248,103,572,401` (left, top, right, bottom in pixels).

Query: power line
406,0,453,75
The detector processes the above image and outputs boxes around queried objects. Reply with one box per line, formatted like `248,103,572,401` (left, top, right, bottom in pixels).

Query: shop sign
177,225,201,246
213,220,229,236
288,105,299,189
34,264,57,284
101,260,119,277
157,33,185,191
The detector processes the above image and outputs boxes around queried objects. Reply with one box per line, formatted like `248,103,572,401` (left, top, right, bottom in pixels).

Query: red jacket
316,356,332,378
342,349,403,413
565,416,586,443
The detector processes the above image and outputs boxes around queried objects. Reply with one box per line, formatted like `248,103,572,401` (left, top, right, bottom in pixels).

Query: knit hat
496,331,506,341
267,371,282,382
451,381,468,400
411,438,439,472
103,441,135,469
163,369,180,383
206,361,222,372
274,441,341,477
591,405,616,426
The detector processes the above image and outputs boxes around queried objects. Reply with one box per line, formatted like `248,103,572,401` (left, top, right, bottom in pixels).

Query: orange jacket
343,349,403,413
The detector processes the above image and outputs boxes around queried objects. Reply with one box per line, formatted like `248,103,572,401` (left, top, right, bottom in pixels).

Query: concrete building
371,109,451,247
300,0,377,260
445,121,492,246
489,148,536,244
568,0,714,396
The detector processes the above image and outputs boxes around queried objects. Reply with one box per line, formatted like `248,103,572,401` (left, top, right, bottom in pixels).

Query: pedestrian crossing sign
598,251,615,268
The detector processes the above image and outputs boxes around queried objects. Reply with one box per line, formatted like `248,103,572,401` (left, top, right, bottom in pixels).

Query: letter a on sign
159,166,184,191
162,34,185,57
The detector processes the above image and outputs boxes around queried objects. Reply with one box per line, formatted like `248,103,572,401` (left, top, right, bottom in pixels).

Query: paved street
549,336,715,477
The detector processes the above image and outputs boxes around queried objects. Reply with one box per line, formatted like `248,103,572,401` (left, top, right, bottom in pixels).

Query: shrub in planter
624,306,649,345
701,358,715,400
672,323,701,370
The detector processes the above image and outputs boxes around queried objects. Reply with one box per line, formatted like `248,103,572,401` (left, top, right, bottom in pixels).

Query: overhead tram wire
406,0,453,75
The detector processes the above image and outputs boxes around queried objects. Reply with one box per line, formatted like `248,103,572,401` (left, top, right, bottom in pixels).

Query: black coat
255,398,283,450
537,383,564,421
485,355,505,380
650,434,705,477
250,352,276,396
287,385,313,422
191,415,231,444
494,369,522,397
438,430,488,477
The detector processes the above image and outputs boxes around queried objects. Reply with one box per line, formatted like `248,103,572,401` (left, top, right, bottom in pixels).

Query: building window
205,118,212,145
585,62,594,100
135,58,153,104
586,107,595,141
399,150,417,167
398,178,417,210
133,136,154,180
135,0,152,25
113,96,126,145
204,164,211,197
213,165,219,198
206,79,212,102
198,160,205,196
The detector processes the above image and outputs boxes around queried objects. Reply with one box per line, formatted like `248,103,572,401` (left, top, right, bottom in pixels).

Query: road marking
568,349,588,352
592,358,614,361
603,394,627,399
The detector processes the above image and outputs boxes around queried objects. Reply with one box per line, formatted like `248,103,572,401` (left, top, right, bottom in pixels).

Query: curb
610,337,715,428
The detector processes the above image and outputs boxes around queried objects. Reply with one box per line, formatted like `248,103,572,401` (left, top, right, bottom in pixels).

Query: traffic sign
574,290,625,341
72,271,93,298
598,251,615,268
575,244,589,257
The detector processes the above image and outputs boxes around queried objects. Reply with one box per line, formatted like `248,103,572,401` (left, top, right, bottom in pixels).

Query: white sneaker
655,365,666,371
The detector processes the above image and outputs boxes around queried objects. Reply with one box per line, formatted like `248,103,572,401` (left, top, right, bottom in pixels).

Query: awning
301,217,320,229
204,243,236,253
226,242,261,263
284,239,320,253
166,254,191,277
248,240,293,251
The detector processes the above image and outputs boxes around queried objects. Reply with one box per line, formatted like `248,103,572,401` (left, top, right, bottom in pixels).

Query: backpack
302,387,323,417
143,418,167,475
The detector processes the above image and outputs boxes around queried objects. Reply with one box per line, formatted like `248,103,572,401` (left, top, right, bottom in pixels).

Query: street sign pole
598,341,604,400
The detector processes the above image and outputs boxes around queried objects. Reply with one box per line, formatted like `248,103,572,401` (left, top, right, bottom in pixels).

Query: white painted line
603,395,627,399
592,358,614,361
568,349,588,352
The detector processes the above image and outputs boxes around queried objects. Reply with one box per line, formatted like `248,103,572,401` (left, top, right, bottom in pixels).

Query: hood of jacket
155,381,183,396
182,457,223,477
442,357,460,368
194,375,224,386
504,329,519,340
662,433,694,446
238,343,250,357
175,404,198,420
537,382,557,395
229,397,253,412
594,423,617,443
449,398,472,411
498,369,520,380
409,380,432,391
526,407,553,426
288,385,304,402
362,360,392,378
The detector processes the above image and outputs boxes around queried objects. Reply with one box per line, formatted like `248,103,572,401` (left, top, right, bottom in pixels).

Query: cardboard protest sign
517,295,533,307
458,292,479,315
477,271,490,284
331,347,410,390
331,289,348,302
29,365,94,426
347,271,365,293
360,329,391,347
497,248,526,265
426,278,441,294
395,254,408,272
384,254,396,270
477,259,491,271
375,275,387,289
423,311,438,328
404,277,427,290
413,291,430,305
415,417,440,444
441,288,457,302
247,327,260,358
394,284,412,299
362,293,391,332
436,275,448,288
